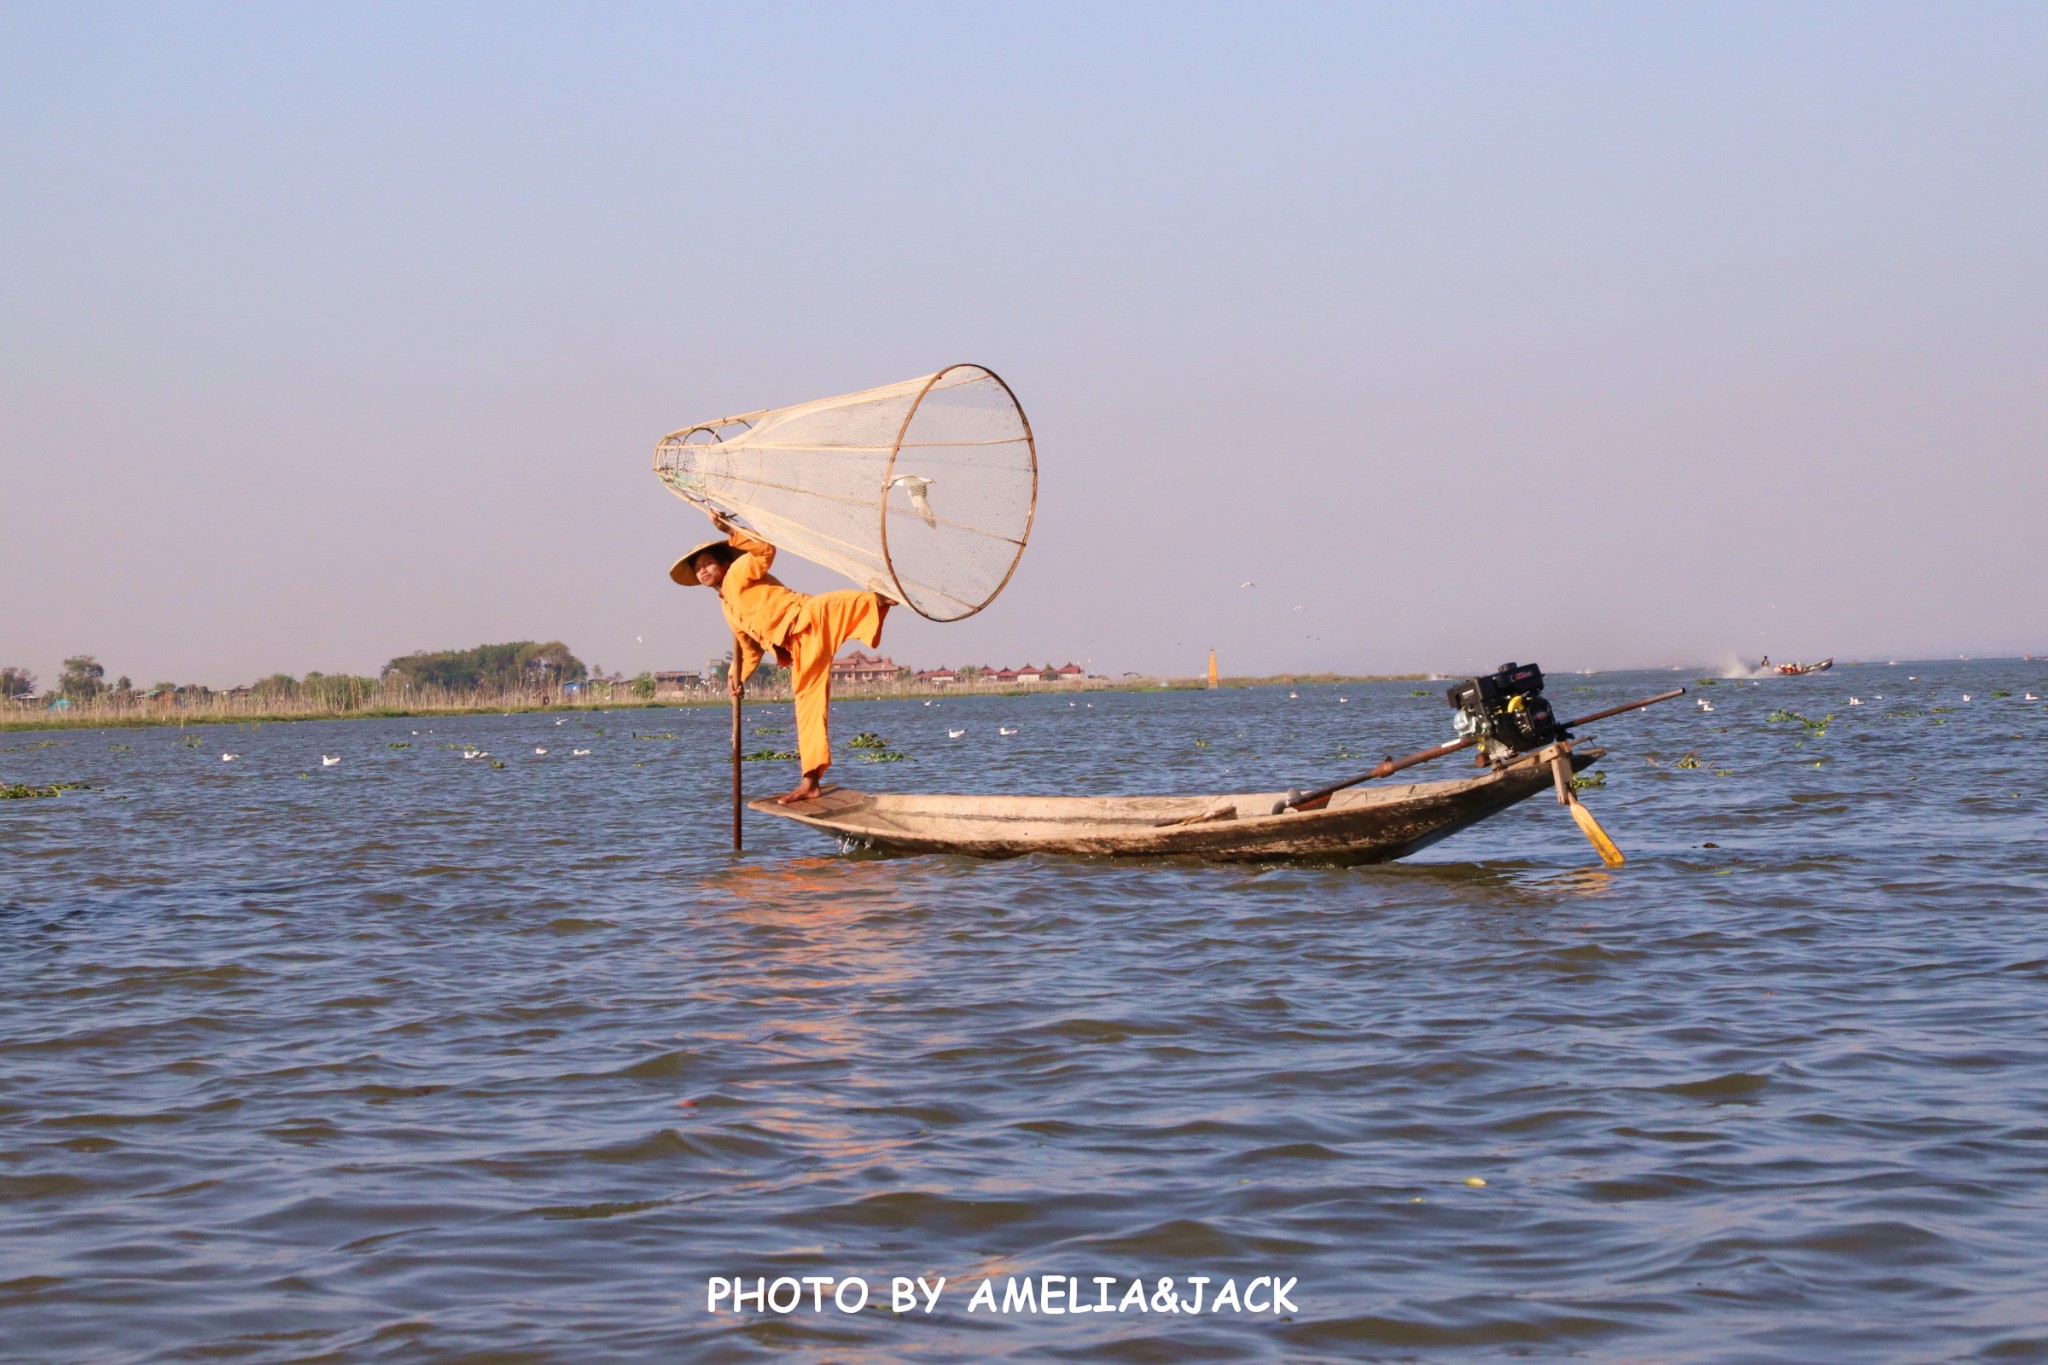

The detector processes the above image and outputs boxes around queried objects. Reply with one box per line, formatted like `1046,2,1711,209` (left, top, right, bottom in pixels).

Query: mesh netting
653,364,1036,622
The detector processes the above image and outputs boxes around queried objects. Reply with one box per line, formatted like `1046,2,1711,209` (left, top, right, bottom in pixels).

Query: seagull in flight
1239,581,1256,589
889,474,937,527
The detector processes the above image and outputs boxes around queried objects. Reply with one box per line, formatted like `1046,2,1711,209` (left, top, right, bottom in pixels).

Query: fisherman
1759,655,1771,670
671,512,892,804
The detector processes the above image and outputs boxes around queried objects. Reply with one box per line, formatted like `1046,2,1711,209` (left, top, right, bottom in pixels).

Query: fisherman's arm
711,512,776,574
731,632,763,695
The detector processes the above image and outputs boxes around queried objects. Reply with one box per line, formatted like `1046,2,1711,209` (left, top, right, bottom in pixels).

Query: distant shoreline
0,674,1430,733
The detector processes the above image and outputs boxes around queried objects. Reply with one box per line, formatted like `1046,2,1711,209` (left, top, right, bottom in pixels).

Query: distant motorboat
1774,658,1833,676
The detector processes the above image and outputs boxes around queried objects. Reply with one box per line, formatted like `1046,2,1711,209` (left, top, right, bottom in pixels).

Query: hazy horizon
5,3,2045,689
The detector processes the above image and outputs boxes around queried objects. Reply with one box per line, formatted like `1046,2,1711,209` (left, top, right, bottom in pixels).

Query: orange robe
716,529,887,776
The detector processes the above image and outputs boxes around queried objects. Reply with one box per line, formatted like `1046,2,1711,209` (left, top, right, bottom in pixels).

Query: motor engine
1446,661,1568,762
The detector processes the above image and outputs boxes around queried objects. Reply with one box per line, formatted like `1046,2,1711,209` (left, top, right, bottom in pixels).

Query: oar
1270,687,1687,815
730,685,743,852
1551,750,1624,866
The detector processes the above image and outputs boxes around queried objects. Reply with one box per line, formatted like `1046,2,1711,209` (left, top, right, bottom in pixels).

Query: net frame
652,363,1038,623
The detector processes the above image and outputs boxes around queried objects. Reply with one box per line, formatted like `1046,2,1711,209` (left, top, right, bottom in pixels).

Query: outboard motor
1447,661,1568,763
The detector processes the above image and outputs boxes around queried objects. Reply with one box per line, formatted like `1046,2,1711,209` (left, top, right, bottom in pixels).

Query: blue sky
3,2,2044,684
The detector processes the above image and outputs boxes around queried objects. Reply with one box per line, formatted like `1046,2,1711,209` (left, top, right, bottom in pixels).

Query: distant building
832,650,901,686
914,667,959,686
653,670,701,693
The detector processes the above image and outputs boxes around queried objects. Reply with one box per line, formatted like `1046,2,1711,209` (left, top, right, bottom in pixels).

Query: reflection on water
3,661,2047,1362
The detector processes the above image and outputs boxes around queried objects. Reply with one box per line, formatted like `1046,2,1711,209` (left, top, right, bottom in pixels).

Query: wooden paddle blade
1568,798,1625,867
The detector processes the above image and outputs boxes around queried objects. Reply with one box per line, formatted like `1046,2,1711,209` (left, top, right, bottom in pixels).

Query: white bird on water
1849,697,1862,706
1962,694,1972,702
888,474,937,528
2027,692,2039,701
1699,700,1714,713
999,726,1019,736
948,728,966,738
572,748,592,756
534,747,548,755
321,754,341,766
221,753,238,762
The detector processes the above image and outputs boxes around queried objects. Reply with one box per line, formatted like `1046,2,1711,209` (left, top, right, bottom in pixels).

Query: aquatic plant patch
2,781,89,799
847,732,889,749
743,749,799,762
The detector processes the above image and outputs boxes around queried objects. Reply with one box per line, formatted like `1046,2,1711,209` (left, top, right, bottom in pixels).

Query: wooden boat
751,741,1602,864
1775,657,1834,675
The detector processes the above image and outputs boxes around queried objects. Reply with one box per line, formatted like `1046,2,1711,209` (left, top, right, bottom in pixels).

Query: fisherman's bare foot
778,773,825,804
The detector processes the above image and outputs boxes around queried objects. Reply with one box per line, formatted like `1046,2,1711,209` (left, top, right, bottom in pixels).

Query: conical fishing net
653,364,1036,622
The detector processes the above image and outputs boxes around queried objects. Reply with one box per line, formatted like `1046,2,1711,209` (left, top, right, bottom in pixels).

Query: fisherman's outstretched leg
807,589,888,651
776,591,891,805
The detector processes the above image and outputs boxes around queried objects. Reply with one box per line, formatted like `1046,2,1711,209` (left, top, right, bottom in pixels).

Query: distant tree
0,666,35,699
149,680,178,698
631,672,656,699
59,655,106,700
115,675,133,695
299,672,379,708
252,673,299,700
956,665,985,680
382,641,588,693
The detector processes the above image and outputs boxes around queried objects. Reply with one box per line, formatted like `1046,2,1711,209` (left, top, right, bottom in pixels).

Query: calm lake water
4,662,2046,1363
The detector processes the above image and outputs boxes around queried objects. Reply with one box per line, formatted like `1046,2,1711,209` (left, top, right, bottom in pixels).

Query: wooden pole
730,687,743,851
1274,686,1688,814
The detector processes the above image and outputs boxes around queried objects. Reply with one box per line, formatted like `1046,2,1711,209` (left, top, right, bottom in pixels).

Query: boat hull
749,743,1603,865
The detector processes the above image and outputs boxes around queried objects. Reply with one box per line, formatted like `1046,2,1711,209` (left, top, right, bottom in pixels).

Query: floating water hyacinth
743,749,799,762
1571,771,1607,790
847,732,889,749
2,781,89,799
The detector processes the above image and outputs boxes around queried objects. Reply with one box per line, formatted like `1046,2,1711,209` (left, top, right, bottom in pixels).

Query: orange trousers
787,590,886,776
